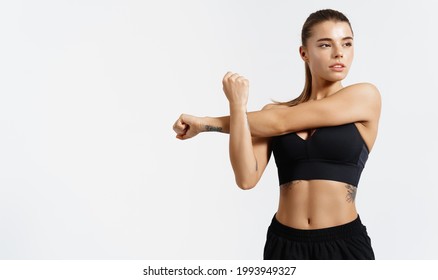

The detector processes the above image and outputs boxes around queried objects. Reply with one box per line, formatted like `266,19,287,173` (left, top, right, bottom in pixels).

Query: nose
333,45,343,58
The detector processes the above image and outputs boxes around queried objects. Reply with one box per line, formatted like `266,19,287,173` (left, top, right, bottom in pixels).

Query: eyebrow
316,36,354,42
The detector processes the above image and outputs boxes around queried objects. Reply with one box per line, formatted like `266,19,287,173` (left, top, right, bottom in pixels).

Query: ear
299,46,308,62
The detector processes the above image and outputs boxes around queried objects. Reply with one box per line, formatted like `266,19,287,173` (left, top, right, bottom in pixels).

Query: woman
172,9,380,260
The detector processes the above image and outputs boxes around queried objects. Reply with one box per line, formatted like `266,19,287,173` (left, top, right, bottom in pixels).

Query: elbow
235,178,257,190
273,111,287,135
237,183,255,190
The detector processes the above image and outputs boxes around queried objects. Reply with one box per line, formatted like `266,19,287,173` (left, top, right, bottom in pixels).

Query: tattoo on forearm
345,184,357,203
205,125,223,132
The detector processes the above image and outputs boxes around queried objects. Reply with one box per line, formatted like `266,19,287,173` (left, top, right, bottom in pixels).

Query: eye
344,42,353,47
319,43,330,48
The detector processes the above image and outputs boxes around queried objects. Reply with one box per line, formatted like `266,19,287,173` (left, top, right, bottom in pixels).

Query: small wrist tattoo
205,125,223,132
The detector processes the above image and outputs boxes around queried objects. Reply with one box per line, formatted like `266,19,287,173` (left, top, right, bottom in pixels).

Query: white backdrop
0,0,437,260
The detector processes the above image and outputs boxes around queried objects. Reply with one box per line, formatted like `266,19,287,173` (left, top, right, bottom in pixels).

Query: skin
172,20,381,229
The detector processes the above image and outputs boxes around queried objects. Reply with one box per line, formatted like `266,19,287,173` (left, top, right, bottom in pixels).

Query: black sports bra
271,123,369,187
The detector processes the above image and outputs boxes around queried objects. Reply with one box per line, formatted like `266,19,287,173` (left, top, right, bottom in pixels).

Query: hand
173,114,203,140
222,71,249,107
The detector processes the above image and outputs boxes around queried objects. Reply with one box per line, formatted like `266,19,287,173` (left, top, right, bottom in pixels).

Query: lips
329,63,345,68
329,63,346,72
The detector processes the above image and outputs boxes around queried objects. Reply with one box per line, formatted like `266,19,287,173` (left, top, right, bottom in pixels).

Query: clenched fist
222,71,249,106
173,114,203,140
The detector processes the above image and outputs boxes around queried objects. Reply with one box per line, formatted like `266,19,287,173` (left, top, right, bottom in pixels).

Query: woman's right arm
173,104,275,189
172,114,229,139
173,82,380,139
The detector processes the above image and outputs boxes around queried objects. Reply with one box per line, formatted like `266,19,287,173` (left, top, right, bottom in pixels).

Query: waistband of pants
269,213,367,242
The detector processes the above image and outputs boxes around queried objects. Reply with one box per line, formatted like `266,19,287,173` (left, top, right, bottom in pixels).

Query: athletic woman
172,9,381,260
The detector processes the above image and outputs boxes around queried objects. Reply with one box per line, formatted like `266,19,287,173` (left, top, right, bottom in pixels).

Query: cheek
345,47,354,60
309,52,327,69
311,58,331,73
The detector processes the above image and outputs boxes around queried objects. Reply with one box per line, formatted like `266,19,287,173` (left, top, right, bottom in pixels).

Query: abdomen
276,179,358,229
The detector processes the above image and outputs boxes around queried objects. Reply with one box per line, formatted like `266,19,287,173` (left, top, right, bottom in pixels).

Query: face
299,21,354,83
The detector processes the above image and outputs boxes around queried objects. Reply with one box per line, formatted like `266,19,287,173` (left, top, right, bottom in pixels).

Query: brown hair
274,9,354,107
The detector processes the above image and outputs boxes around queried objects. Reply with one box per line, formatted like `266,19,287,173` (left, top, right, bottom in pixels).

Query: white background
0,0,437,259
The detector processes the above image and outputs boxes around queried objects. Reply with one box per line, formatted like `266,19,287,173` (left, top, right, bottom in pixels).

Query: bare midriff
276,179,358,230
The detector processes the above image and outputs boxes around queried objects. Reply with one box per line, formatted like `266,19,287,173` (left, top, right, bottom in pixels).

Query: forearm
247,109,285,136
229,105,257,189
202,109,284,137
202,116,230,133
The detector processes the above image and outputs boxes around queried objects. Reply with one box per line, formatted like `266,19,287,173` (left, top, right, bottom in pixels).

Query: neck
309,78,343,101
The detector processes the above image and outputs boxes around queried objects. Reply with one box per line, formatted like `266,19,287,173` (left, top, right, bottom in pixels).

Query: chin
327,73,349,82
326,76,346,83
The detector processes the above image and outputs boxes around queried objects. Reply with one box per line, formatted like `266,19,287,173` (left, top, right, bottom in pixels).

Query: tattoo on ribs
205,125,223,132
345,184,357,203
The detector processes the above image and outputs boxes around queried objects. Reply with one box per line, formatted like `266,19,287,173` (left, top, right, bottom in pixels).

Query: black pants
263,213,375,260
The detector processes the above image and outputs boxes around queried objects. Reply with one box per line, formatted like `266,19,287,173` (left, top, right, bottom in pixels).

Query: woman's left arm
174,82,380,139
256,82,382,136
198,82,381,138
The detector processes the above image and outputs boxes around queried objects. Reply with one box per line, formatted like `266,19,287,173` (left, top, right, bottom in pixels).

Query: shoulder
332,82,381,112
342,83,382,123
342,82,381,101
